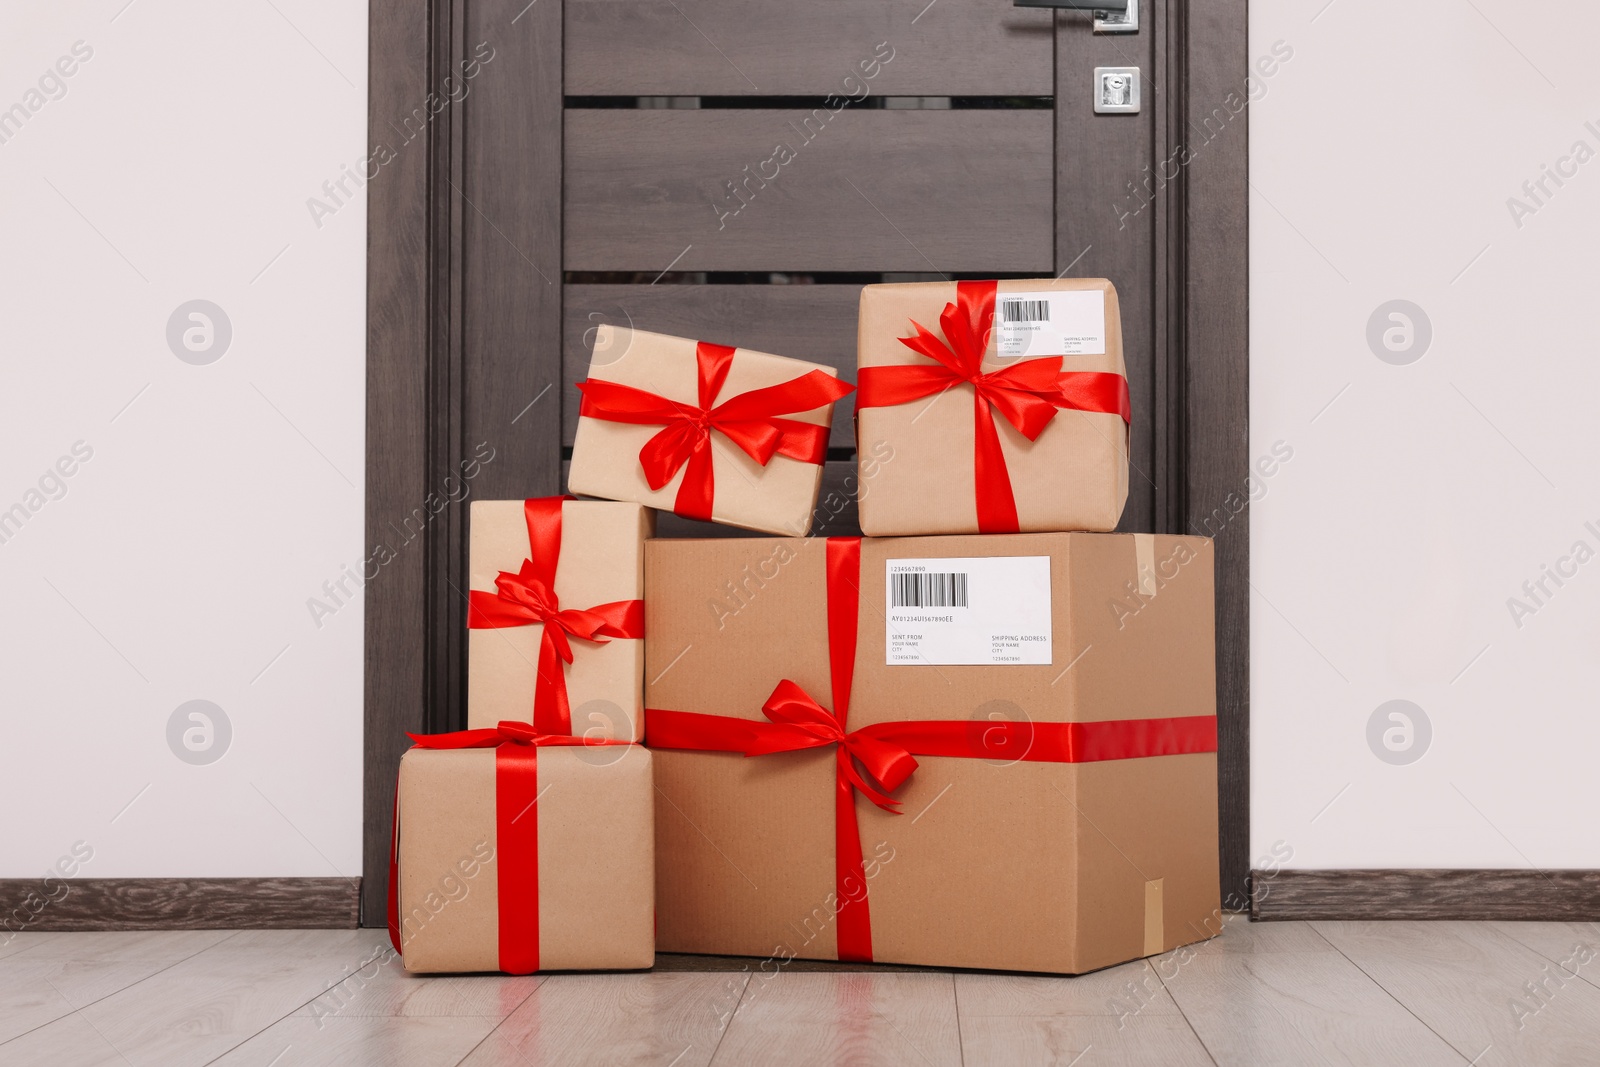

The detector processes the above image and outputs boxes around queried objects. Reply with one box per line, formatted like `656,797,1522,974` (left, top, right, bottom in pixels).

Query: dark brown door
366,0,1248,925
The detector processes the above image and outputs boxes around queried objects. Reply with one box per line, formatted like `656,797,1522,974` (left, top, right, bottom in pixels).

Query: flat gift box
569,325,851,536
391,735,655,974
644,532,1219,974
467,498,650,738
856,278,1130,536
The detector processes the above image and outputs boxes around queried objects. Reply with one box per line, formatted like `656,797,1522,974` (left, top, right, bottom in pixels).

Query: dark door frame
362,0,1250,926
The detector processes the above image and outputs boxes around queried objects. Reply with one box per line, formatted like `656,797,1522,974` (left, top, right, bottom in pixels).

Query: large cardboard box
467,498,649,738
856,279,1130,536
645,532,1219,974
392,737,654,974
570,326,852,536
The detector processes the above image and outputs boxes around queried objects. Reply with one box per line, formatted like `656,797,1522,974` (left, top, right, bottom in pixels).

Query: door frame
362,0,1251,925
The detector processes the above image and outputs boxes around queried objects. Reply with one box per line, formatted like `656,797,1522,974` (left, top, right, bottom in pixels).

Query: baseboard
0,878,361,932
1252,869,1600,921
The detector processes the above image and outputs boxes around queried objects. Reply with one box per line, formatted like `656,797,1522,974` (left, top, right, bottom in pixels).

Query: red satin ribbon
855,280,1133,533
386,720,637,974
467,497,644,735
576,341,854,522
646,537,1217,963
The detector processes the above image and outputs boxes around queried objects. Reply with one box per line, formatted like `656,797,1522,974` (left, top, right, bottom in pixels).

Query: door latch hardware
1093,67,1141,114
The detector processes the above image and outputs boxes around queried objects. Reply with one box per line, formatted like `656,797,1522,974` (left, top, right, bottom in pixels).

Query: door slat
564,109,1054,273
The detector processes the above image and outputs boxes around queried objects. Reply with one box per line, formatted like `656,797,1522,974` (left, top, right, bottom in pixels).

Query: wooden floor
2,917,1598,1065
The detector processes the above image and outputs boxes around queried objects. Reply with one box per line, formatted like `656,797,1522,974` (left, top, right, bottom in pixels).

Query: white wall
0,2,367,880
1252,0,1600,869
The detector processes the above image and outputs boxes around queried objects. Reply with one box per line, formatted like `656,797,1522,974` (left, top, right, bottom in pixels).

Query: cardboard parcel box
856,279,1130,536
570,326,852,536
467,498,650,737
645,532,1219,974
392,736,655,974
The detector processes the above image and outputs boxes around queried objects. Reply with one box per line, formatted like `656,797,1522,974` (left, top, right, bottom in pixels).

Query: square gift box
856,279,1130,536
390,728,655,974
570,326,852,536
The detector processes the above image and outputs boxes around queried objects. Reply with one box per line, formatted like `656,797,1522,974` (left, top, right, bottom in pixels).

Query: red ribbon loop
577,341,854,522
467,498,644,735
856,280,1132,533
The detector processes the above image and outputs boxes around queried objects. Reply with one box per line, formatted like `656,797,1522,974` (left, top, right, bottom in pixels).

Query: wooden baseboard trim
1252,869,1600,921
0,878,361,932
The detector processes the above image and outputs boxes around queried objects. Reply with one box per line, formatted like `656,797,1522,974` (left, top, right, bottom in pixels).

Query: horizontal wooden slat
1252,869,1600,921
563,460,862,538
563,1,1054,97
564,109,1054,273
564,284,862,446
0,878,361,930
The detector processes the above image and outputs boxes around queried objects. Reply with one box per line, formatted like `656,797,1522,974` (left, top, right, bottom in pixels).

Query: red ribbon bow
856,280,1132,533
576,341,855,522
467,497,644,735
647,537,1217,963
387,721,636,974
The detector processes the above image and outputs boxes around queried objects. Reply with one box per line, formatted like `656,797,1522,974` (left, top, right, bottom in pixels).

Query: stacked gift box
389,277,1220,976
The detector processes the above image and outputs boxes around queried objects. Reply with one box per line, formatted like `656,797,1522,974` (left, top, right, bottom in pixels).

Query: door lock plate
1093,67,1141,114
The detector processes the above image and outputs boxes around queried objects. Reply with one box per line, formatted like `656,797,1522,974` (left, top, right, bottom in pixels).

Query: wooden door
367,0,1248,925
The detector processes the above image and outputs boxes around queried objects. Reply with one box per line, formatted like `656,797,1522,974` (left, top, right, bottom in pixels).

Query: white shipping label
993,289,1107,358
885,556,1053,666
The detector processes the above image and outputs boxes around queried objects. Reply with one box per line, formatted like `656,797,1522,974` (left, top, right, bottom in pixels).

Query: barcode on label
1001,299,1049,322
891,572,969,608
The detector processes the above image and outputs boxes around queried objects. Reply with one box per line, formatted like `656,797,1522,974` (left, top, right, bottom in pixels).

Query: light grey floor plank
1,930,232,963
0,1011,132,1067
960,1014,1214,1066
1157,925,1464,1065
0,929,236,1046
209,1015,503,1067
32,930,387,1067
291,929,541,1020
1313,920,1600,1066
1490,921,1600,993
957,959,1178,1019
461,972,745,1067
711,971,961,1067
0,932,61,962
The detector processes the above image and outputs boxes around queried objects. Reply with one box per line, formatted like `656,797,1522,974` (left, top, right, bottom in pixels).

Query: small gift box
467,498,649,737
389,723,655,974
856,279,1131,535
644,531,1219,974
569,326,853,536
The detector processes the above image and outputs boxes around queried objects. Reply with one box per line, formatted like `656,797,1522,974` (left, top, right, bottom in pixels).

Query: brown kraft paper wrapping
645,532,1218,974
394,743,655,974
568,325,843,536
467,499,650,737
856,279,1130,536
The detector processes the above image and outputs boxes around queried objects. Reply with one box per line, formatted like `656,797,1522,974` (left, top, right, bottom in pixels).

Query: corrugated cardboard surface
646,532,1218,974
569,325,841,536
396,744,656,974
467,499,650,737
856,279,1129,536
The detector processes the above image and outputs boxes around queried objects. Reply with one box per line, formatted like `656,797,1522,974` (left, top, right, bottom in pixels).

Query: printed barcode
1002,299,1049,322
891,572,969,608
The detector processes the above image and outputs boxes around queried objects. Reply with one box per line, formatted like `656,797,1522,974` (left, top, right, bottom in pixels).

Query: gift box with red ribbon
570,325,854,535
856,279,1131,536
467,497,649,736
389,721,654,973
645,531,1220,974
